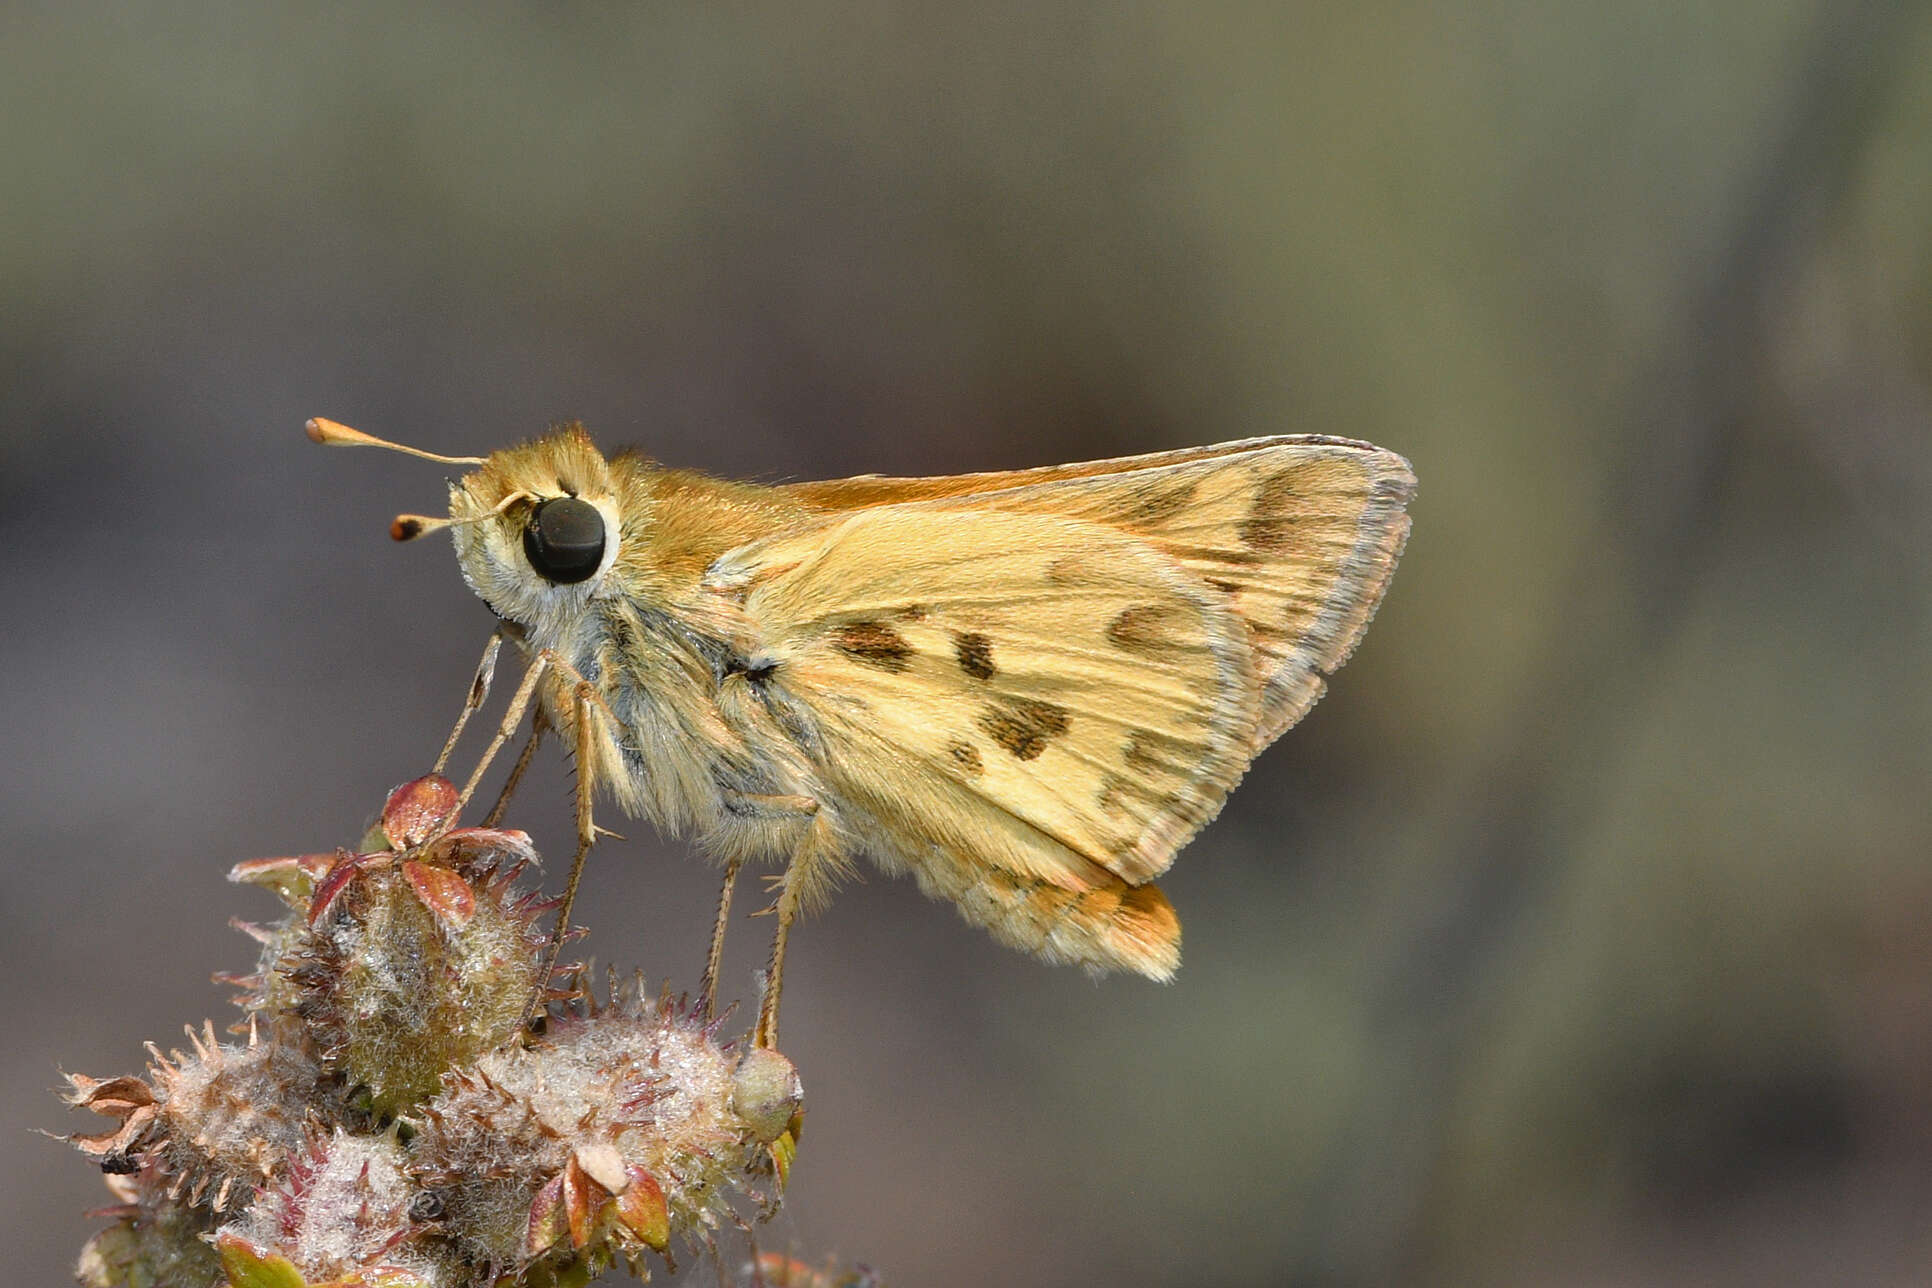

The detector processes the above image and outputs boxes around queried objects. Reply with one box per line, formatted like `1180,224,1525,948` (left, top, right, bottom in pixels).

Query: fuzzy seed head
221,1128,453,1287
153,1034,325,1210
64,779,811,1288
65,1026,326,1215
284,847,548,1117
225,853,338,1041
408,980,801,1275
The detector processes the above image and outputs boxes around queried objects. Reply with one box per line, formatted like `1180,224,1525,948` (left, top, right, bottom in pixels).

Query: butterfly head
307,417,631,637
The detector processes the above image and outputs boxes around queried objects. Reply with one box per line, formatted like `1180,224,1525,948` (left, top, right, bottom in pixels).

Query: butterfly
309,417,1414,1046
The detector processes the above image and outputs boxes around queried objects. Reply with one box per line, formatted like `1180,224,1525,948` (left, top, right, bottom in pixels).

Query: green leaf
216,1235,308,1288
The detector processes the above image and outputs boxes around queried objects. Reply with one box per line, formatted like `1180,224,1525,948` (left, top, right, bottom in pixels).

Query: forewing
782,437,1302,509
709,507,1260,885
787,436,1416,749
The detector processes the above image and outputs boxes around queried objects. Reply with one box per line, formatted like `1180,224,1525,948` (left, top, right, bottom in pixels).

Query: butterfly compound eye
522,497,606,584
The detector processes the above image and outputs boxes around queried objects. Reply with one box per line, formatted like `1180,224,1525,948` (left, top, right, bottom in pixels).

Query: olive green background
5,4,1931,1285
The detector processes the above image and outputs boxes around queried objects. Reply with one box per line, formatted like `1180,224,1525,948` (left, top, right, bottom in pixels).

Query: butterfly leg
520,675,602,1036
754,884,795,1050
482,705,547,828
451,651,553,817
703,792,821,1022
435,646,611,1037
698,857,742,1022
432,629,506,775
755,807,840,1050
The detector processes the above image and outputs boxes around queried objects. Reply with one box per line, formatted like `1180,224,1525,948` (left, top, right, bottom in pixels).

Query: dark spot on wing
1123,731,1166,776
978,697,1070,761
1106,602,1191,657
953,631,996,680
1096,771,1136,817
1128,479,1199,524
832,620,914,672
1097,769,1196,829
1240,470,1309,553
947,740,984,775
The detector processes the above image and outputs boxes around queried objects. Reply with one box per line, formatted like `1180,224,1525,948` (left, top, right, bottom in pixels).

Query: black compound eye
522,497,606,584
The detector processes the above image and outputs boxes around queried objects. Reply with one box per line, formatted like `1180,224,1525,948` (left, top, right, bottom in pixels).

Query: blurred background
5,3,1930,1284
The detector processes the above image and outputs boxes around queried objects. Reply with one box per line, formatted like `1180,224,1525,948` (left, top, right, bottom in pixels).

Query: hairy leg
755,809,843,1050
483,706,547,828
519,677,601,1035
704,792,821,1024
432,630,505,776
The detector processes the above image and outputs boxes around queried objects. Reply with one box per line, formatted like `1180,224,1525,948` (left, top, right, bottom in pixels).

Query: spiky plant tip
64,1020,328,1216
224,776,555,1118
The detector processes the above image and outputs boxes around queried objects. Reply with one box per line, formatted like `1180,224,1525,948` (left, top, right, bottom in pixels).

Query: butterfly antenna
390,489,533,543
305,417,487,467
306,417,514,542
